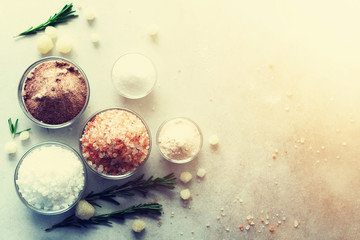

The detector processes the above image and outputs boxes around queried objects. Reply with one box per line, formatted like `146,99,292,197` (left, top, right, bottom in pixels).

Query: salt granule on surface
16,145,84,211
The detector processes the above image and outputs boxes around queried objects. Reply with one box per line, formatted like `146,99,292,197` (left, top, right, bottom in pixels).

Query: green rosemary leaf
15,3,78,37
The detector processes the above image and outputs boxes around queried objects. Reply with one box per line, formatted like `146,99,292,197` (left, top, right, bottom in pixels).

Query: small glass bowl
156,117,203,164
14,142,87,215
111,53,157,99
18,56,90,129
79,107,152,180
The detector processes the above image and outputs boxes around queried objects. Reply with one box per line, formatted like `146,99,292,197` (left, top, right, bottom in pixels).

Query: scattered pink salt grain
80,109,150,176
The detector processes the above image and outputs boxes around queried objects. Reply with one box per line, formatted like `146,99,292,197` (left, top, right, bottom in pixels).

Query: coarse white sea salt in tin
14,142,86,215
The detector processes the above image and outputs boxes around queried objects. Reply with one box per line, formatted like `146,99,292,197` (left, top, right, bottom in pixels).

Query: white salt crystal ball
75,200,95,220
5,140,17,154
180,189,191,200
132,219,146,232
45,26,58,39
208,135,219,146
36,35,53,54
19,131,30,141
56,36,72,54
148,24,159,37
85,7,96,20
180,171,192,184
90,33,100,43
197,168,206,178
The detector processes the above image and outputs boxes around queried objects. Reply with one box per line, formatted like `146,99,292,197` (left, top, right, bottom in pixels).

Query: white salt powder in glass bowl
111,53,157,99
156,117,203,164
14,142,87,215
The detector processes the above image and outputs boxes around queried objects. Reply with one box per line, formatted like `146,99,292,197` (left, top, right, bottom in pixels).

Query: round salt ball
180,189,191,200
148,24,159,37
197,168,206,178
75,200,95,220
180,171,192,184
45,26,58,39
90,33,100,43
208,135,219,146
19,131,30,141
5,140,17,154
132,219,146,233
56,36,73,54
85,7,96,21
36,35,54,54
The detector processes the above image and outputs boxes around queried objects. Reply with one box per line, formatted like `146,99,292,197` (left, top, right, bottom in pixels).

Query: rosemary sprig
8,118,31,138
15,3,78,37
45,203,162,231
85,173,176,207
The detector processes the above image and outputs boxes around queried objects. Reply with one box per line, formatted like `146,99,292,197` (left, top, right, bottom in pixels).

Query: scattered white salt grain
36,35,53,54
85,7,96,20
132,219,146,232
90,33,100,43
180,189,191,200
300,138,305,144
45,26,57,40
284,107,290,112
148,24,159,37
294,220,299,228
180,172,192,184
245,225,250,230
5,141,17,154
197,168,206,178
19,131,30,141
75,200,95,220
208,135,219,146
56,36,72,54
